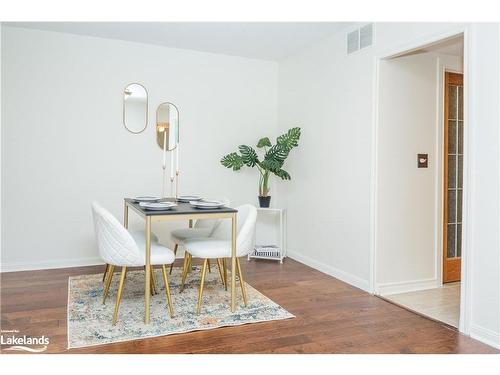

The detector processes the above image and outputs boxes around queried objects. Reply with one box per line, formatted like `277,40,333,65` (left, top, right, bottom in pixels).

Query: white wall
1,26,278,271
466,23,500,348
376,51,462,295
277,27,374,291
278,23,499,347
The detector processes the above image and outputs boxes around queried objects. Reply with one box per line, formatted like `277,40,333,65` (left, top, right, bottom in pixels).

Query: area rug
67,265,294,348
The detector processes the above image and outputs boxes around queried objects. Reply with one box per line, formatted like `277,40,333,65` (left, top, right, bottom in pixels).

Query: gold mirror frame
123,83,148,134
156,102,179,151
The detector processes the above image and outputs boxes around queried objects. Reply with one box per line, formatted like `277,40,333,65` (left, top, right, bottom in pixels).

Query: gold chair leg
223,258,228,291
150,265,158,295
187,253,192,273
102,264,115,304
145,266,156,295
103,264,110,283
112,266,127,325
161,265,175,318
207,259,211,273
180,252,191,292
197,259,209,314
236,258,248,306
169,244,179,275
216,258,226,286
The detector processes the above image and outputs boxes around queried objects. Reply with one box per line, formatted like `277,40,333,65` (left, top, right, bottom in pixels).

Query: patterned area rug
67,265,294,348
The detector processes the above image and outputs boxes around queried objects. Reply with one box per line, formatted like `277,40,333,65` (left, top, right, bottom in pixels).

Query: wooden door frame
370,26,472,335
443,72,464,283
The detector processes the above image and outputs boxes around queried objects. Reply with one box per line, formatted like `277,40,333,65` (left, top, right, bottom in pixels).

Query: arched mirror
123,83,148,134
156,102,179,150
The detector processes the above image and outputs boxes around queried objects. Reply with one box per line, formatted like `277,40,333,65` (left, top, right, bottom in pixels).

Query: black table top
125,198,238,216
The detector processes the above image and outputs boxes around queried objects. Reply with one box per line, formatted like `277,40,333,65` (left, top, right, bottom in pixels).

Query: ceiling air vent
347,29,359,54
347,23,374,54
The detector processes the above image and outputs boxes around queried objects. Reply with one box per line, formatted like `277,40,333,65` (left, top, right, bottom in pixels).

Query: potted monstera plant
221,127,301,207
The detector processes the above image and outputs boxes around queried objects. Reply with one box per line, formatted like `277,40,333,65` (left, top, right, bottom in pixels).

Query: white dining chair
91,202,175,325
102,230,158,283
180,204,257,314
169,197,230,275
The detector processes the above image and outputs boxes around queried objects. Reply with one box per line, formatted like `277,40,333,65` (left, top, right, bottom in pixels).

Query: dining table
124,198,238,324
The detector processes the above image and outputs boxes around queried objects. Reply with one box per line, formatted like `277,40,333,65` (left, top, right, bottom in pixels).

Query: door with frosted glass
443,72,463,283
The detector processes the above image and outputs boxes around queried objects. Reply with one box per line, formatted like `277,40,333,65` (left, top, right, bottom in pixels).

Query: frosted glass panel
448,120,457,154
448,190,456,223
458,121,464,154
448,155,456,188
458,155,463,188
447,224,456,258
458,86,463,120
457,224,462,257
448,85,458,118
457,189,462,222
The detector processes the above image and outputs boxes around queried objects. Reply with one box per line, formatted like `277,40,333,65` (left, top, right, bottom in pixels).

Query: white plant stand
248,207,287,263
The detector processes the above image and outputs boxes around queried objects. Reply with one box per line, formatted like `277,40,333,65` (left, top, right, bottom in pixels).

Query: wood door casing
443,72,463,283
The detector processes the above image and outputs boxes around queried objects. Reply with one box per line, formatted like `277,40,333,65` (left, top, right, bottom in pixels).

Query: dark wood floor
1,258,498,354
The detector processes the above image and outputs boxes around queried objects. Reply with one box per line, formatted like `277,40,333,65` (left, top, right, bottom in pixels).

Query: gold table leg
145,216,151,324
231,213,237,312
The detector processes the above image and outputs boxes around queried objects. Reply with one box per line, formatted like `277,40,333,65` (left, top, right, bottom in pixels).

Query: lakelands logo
1,330,49,353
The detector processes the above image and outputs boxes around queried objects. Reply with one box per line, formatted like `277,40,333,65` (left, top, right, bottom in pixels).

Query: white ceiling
6,22,351,61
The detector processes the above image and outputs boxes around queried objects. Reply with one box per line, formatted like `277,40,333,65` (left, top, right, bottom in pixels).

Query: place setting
130,196,177,211
130,195,227,211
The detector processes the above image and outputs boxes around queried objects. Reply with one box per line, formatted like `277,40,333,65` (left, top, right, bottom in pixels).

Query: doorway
373,33,466,329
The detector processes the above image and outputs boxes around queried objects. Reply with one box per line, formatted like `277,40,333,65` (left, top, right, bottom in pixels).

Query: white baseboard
1,257,103,273
376,277,440,296
470,324,500,349
287,249,370,292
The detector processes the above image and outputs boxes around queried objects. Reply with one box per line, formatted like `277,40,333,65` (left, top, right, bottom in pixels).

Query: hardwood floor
1,259,497,354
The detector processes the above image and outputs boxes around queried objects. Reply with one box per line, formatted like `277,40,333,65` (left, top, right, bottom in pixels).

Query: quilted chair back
194,197,231,234
91,202,142,266
211,204,257,257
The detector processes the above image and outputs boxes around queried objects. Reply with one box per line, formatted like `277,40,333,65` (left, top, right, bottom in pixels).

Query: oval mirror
123,83,148,133
156,102,179,151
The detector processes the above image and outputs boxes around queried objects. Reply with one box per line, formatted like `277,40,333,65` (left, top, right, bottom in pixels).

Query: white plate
190,200,224,209
133,196,160,202
178,195,203,202
139,202,177,210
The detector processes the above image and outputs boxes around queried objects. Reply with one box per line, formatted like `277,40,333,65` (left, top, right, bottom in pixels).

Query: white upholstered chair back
210,204,257,257
92,201,142,266
194,197,231,232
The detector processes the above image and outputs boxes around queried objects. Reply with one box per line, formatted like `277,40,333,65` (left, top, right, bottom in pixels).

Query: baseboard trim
470,324,500,349
376,277,440,296
287,249,370,292
1,257,103,273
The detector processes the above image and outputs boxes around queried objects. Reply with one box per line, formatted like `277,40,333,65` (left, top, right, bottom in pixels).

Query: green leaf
277,127,301,151
257,137,272,148
221,152,244,171
238,145,259,167
264,144,289,170
273,169,291,180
